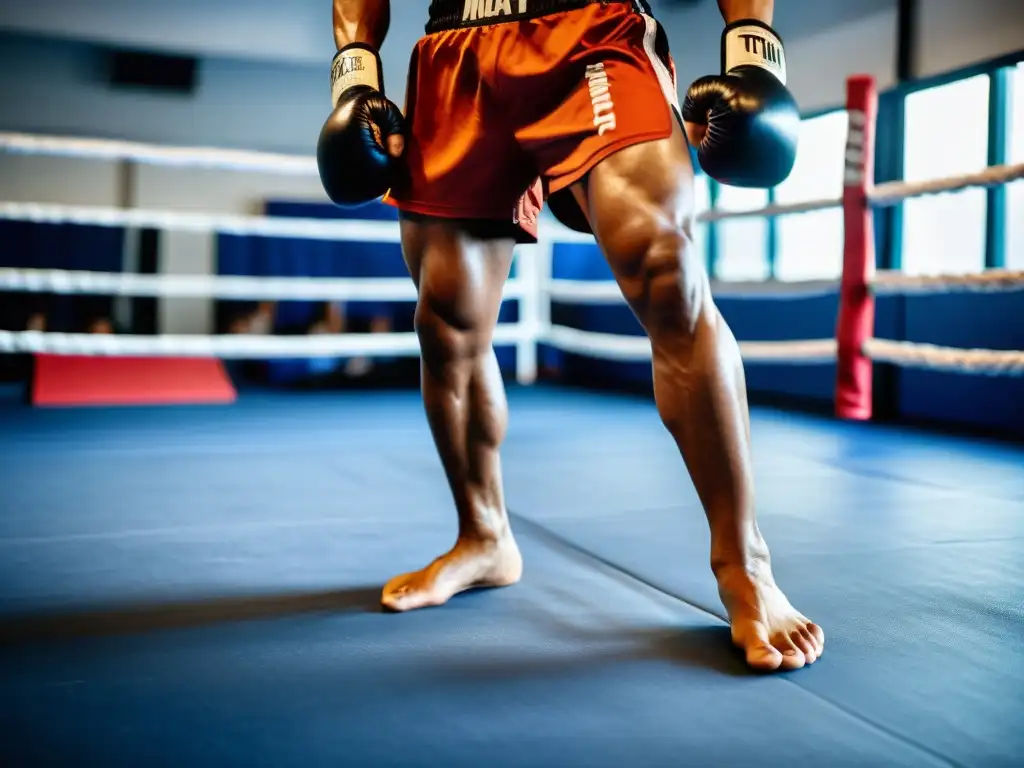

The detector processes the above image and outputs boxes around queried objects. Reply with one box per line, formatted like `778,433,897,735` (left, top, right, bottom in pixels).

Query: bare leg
381,215,523,611
572,119,824,671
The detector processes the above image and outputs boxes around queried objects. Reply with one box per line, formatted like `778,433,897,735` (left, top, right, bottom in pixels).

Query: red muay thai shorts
384,0,680,242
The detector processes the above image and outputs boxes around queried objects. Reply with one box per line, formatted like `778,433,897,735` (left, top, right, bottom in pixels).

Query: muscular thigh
572,118,704,322
399,214,515,359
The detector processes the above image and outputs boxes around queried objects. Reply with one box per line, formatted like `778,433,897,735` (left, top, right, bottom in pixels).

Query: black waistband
426,0,628,34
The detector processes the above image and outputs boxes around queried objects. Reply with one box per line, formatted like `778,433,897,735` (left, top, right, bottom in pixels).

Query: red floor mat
32,355,237,407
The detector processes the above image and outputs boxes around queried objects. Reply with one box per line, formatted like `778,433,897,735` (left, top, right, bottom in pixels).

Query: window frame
701,49,1023,279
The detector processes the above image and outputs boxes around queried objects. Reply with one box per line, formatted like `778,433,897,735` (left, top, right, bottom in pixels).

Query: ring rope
0,131,317,176
0,268,525,302
683,161,1024,222
0,327,839,365
545,269,1024,302
871,268,1024,295
869,162,1024,207
2,268,1022,301
698,196,841,221
543,326,839,363
2,328,1019,375
0,326,527,359
1,175,1018,240
863,339,1024,376
0,202,400,242
548,278,842,301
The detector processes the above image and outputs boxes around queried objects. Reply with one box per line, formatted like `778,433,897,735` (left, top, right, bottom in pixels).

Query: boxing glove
317,43,405,207
682,20,798,188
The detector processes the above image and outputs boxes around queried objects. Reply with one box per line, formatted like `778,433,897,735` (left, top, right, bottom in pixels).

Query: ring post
835,75,878,421
515,242,544,385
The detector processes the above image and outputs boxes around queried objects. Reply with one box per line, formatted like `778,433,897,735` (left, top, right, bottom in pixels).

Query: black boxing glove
317,43,405,207
683,20,799,188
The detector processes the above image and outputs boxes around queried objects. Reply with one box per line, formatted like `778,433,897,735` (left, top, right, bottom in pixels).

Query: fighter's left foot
715,560,825,672
380,532,522,612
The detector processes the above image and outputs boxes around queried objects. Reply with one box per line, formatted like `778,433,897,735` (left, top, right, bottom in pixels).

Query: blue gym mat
0,387,1021,767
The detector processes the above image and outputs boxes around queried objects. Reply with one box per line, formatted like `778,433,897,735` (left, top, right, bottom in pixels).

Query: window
901,74,990,275
713,185,769,281
774,110,848,281
1007,63,1024,269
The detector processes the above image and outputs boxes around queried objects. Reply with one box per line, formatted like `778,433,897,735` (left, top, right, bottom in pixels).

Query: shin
644,232,763,570
403,216,515,541
578,129,764,572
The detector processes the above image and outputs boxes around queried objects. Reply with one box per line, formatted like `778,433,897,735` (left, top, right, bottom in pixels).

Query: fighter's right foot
715,560,825,672
381,532,523,612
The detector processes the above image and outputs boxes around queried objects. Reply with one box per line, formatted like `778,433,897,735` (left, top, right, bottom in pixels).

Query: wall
3,0,1024,148
0,0,343,66
915,0,1024,78
0,34,327,156
784,8,898,113
9,0,1021,160
0,0,427,102
0,1,903,154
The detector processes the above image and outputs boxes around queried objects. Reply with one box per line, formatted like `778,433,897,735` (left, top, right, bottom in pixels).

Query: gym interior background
0,0,1022,436
1,2,1022,765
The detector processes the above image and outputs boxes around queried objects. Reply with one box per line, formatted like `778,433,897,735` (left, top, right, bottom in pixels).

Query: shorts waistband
426,0,630,34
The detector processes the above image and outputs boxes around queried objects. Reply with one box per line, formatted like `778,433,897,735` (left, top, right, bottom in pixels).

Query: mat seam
509,510,965,768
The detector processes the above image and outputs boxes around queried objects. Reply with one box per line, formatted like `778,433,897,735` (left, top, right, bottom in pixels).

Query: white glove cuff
723,21,787,85
330,44,383,108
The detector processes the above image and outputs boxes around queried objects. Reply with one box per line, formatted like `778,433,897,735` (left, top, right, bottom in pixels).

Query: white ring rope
872,268,1024,295
0,326,838,365
0,202,400,242
698,197,841,221
869,162,1024,207
0,132,317,176
3,267,1022,302
0,268,525,302
0,325,528,359
548,277,845,301
6,328,1018,377
681,162,1024,222
864,339,1024,376
542,326,838,363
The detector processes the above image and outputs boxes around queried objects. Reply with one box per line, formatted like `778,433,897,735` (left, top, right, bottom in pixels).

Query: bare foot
381,534,523,612
716,562,825,672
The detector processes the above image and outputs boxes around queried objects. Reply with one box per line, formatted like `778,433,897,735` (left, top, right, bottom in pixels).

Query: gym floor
1,386,1021,766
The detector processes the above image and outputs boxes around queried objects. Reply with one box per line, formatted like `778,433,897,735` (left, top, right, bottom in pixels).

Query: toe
380,578,416,612
807,621,825,651
791,629,817,664
773,634,807,671
745,641,786,672
380,587,407,612
800,625,823,658
736,622,791,672
777,647,806,670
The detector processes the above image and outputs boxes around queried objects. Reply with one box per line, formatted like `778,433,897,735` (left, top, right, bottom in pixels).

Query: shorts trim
637,11,680,112
383,195,516,223
382,195,538,244
547,126,674,195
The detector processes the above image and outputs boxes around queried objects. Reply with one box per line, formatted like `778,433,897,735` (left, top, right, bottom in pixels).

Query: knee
637,226,712,341
414,285,490,370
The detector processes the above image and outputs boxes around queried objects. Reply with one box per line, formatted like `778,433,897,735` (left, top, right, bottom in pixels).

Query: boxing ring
1,76,1022,766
